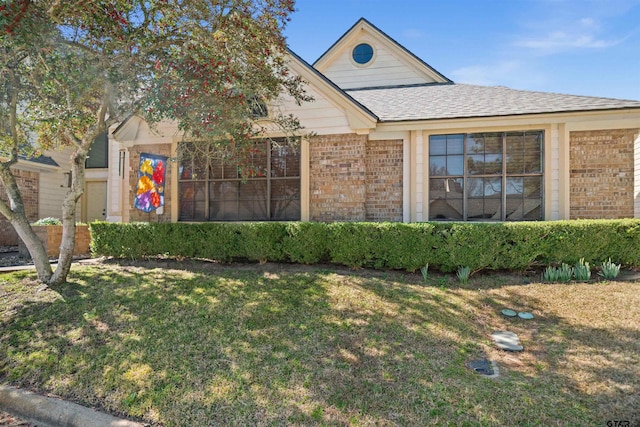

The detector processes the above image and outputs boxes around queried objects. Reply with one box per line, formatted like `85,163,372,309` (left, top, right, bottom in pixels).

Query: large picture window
429,131,543,221
179,139,300,221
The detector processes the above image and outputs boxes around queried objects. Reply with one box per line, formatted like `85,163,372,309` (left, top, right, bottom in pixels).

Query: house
107,18,640,225
0,134,108,246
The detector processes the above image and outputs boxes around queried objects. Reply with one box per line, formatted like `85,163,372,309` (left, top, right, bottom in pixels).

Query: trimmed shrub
283,222,330,264
90,219,640,272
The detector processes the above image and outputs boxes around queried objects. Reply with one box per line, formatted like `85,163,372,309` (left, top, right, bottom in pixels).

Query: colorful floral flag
134,153,167,212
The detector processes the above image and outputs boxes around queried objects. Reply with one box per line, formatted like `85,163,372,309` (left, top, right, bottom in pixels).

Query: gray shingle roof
21,154,59,167
345,83,640,122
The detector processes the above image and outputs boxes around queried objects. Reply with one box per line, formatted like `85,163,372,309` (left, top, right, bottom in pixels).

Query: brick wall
128,144,173,223
309,134,367,221
309,134,403,222
18,225,91,257
365,139,403,221
570,128,639,219
0,169,39,246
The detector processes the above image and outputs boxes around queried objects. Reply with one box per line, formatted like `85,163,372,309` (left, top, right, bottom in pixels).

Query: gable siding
276,85,353,135
321,43,435,90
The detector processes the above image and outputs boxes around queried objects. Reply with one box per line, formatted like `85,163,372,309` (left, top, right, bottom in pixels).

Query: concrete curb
0,385,146,427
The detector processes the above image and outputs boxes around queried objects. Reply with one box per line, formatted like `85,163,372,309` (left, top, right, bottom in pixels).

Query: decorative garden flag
135,153,167,212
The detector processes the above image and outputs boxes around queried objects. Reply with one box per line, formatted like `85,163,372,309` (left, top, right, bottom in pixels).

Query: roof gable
314,18,450,90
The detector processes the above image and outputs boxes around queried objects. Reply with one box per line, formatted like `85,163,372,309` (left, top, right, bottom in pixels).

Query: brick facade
365,139,403,221
18,225,91,257
570,128,639,219
310,134,367,221
309,134,403,221
0,169,39,246
128,144,173,223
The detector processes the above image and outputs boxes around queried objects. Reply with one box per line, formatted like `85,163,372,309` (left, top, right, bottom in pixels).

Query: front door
85,181,107,222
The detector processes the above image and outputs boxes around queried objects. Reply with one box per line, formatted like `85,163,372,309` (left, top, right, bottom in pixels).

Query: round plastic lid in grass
518,312,534,319
501,309,517,317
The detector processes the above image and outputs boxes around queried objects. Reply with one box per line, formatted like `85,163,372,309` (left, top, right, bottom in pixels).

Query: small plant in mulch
457,266,471,284
573,258,591,281
599,258,621,280
420,264,429,283
542,263,573,283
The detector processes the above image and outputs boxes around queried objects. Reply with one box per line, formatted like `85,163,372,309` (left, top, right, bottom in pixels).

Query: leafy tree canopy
0,0,308,284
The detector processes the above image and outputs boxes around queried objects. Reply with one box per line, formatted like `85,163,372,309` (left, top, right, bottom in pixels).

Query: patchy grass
1,261,639,426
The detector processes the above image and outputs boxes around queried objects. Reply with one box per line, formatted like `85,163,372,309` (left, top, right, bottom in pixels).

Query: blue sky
285,0,640,100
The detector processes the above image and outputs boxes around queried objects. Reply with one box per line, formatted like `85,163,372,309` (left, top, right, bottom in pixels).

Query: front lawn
1,261,638,426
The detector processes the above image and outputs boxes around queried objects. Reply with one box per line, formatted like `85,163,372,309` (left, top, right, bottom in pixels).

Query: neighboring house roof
20,153,59,167
0,151,60,169
346,83,640,122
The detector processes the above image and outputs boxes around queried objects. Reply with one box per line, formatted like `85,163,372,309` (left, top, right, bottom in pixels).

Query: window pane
271,179,301,220
209,156,224,179
209,181,238,221
429,178,463,220
468,134,484,155
271,143,300,178
506,132,524,174
523,176,542,197
429,136,447,155
179,156,207,180
523,151,542,174
506,176,542,221
484,154,502,174
448,135,464,155
239,180,267,201
430,156,447,176
506,177,524,196
222,161,238,180
447,155,464,175
179,182,206,221
248,142,268,178
468,154,484,175
467,177,501,220
524,132,543,173
484,133,502,153
238,181,268,220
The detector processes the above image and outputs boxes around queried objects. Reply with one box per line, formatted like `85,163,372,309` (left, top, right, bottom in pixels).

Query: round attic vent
352,43,374,65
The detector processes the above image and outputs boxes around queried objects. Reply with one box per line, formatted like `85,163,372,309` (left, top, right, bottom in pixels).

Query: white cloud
513,15,630,55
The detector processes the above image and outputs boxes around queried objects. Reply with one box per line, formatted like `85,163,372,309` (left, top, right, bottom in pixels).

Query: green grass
1,261,639,426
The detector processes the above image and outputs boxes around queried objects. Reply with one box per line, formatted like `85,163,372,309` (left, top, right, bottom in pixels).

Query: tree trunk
0,165,53,283
49,147,88,286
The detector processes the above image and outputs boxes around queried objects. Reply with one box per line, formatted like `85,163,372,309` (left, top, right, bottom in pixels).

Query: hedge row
89,220,640,272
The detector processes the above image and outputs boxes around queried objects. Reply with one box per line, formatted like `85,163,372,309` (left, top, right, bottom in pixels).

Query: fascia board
374,108,640,132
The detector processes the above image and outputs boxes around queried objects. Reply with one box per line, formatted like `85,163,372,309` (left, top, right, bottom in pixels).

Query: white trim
415,131,424,222
376,109,640,133
403,135,410,223
635,133,640,219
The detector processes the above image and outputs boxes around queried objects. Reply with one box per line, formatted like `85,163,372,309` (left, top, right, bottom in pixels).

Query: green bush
32,217,62,226
282,222,330,264
90,219,640,272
